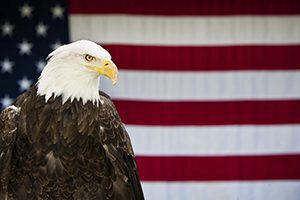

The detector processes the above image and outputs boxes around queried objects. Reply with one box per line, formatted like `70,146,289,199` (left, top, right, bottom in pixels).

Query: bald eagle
0,40,144,199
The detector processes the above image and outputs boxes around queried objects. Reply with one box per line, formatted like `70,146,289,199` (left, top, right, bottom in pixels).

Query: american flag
1,0,300,199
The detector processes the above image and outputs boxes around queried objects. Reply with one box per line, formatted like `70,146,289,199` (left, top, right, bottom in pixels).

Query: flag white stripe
128,125,300,156
141,181,300,200
70,15,300,46
100,70,300,101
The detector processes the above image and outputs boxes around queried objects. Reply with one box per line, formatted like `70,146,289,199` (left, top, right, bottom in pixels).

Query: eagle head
37,40,118,105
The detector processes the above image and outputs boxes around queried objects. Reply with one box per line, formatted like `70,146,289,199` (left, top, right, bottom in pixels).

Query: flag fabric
0,0,69,107
1,0,300,199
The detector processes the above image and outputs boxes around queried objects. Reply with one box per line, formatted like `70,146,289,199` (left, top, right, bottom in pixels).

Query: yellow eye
85,54,95,62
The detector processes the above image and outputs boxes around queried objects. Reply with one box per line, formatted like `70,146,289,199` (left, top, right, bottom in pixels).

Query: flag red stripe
136,155,300,181
114,100,300,125
69,0,300,15
104,45,300,71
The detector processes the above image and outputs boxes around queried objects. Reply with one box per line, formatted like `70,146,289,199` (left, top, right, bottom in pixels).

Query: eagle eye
85,54,95,62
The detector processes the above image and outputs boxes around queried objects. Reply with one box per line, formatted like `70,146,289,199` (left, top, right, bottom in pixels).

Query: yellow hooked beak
86,59,118,85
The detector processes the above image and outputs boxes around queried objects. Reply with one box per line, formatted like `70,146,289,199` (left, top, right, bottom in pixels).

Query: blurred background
1,0,300,199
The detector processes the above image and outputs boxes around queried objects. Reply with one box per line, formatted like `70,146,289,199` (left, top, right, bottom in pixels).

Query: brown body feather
0,86,144,200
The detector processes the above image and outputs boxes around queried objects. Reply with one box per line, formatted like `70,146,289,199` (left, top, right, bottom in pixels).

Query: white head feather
37,40,117,105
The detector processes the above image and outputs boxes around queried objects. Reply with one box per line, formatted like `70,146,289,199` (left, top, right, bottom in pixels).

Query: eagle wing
0,106,20,197
99,91,144,200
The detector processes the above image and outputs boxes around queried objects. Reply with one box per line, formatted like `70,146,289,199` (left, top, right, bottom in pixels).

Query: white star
51,41,62,50
51,5,64,19
36,22,48,37
19,3,34,18
0,94,13,109
18,40,33,55
1,58,14,73
1,21,14,36
36,59,46,72
18,76,33,92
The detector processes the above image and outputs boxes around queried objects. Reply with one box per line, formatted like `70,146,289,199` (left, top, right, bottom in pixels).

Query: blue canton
0,0,69,109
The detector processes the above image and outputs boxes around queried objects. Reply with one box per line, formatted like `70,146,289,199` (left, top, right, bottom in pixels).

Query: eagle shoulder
99,90,112,100
0,106,20,196
98,92,144,200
